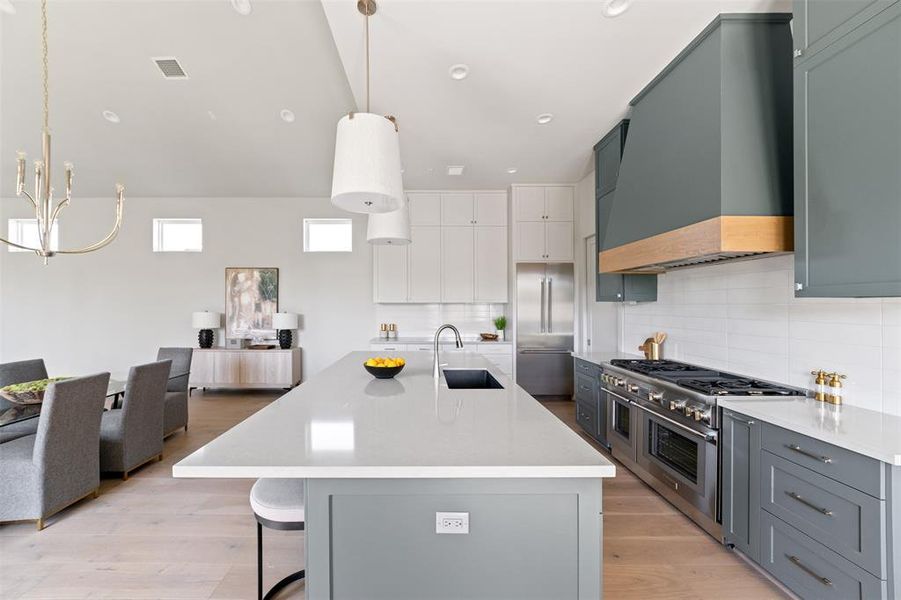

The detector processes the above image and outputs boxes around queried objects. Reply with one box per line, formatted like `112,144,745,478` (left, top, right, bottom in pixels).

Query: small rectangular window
7,219,58,252
153,218,203,252
304,218,352,252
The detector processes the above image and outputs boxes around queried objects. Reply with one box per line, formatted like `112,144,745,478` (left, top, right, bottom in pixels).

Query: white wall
574,170,618,353
622,254,901,414
0,196,376,378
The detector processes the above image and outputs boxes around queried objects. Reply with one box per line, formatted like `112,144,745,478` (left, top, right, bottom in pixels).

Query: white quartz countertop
371,337,512,345
571,351,642,366
719,397,901,466
173,351,615,479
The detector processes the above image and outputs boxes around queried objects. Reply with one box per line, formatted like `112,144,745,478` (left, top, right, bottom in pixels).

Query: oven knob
648,391,664,402
694,408,712,423
669,399,687,411
615,378,625,387
627,383,639,393
601,374,608,384
683,405,695,417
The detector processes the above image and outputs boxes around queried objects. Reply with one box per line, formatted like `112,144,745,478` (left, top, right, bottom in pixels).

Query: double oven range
600,359,805,539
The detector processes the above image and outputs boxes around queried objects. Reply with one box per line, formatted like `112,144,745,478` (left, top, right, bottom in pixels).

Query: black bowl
364,363,405,379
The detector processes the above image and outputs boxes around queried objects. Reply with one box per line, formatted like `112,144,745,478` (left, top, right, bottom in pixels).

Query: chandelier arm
0,235,43,253
53,188,124,255
19,189,38,209
49,196,70,224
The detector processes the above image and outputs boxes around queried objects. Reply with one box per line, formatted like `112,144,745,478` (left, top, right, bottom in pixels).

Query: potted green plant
493,316,507,341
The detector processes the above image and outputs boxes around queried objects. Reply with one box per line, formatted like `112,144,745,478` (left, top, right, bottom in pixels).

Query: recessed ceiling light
230,0,252,16
602,0,631,18
447,165,465,176
207,110,217,121
102,110,120,124
506,167,518,174
536,113,554,125
0,0,16,15
448,64,469,80
280,109,296,123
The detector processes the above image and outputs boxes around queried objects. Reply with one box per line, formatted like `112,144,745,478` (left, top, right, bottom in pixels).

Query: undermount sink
442,369,504,390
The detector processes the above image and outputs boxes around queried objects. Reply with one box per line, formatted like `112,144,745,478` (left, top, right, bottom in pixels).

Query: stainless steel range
599,358,806,539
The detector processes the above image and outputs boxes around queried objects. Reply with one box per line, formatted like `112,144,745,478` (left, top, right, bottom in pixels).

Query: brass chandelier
1,0,124,264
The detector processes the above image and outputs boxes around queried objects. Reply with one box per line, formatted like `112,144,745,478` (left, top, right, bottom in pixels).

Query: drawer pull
723,411,754,426
786,491,833,516
580,385,591,392
787,555,833,587
788,444,833,464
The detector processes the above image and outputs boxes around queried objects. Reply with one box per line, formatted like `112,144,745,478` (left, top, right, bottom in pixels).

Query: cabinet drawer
762,451,885,576
761,422,882,498
369,343,408,353
576,400,598,439
574,359,597,376
760,511,885,600
575,374,597,402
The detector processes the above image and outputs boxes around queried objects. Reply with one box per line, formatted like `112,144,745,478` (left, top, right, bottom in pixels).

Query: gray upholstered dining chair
0,358,48,444
0,372,110,530
156,347,193,437
99,360,170,480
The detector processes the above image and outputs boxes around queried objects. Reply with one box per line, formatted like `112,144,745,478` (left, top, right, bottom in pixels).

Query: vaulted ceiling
0,0,789,197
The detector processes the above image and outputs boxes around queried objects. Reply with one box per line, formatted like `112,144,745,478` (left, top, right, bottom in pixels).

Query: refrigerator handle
539,277,546,333
546,277,553,333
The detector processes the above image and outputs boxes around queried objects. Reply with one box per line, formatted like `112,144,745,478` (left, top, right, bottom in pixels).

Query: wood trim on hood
599,216,794,273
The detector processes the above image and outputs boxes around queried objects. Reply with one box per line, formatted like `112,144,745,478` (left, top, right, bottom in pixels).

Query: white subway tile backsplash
620,255,897,414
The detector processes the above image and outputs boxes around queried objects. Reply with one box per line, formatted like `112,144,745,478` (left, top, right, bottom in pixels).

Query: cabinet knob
793,48,803,58
795,282,804,291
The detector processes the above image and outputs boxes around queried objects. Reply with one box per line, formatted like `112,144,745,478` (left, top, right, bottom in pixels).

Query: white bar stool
250,478,306,600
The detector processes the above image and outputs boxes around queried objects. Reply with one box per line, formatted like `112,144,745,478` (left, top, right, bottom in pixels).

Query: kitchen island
174,351,615,599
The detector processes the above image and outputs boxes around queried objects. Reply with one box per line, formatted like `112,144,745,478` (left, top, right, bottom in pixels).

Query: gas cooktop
608,359,804,397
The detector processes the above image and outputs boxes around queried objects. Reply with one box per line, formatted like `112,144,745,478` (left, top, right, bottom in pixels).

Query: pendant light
331,0,404,214
367,198,411,245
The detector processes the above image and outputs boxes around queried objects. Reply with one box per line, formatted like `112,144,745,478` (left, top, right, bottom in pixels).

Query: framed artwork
225,267,279,339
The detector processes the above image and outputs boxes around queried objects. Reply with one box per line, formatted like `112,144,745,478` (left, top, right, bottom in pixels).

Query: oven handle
603,388,635,405
632,402,717,442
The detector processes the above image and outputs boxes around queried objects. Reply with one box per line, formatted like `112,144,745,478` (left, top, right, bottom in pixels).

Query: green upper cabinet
793,2,901,297
594,121,657,303
793,0,898,59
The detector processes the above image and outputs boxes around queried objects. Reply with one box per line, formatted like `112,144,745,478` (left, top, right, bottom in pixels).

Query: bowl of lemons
364,356,406,379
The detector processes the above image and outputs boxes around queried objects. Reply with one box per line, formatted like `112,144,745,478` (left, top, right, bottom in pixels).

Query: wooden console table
189,348,302,391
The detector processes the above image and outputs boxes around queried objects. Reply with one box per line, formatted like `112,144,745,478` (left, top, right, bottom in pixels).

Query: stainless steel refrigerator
516,263,574,397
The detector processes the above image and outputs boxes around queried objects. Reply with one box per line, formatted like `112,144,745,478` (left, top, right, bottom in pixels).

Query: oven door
636,403,718,522
604,388,638,464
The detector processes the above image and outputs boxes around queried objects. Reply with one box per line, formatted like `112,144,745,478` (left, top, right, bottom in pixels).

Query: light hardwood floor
0,392,785,599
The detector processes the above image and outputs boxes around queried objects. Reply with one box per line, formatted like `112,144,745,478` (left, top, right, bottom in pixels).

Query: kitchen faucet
433,324,464,378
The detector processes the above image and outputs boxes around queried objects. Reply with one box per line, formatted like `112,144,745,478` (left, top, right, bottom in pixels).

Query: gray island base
174,351,614,599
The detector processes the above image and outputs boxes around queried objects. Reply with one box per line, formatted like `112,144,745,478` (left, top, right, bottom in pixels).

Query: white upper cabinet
408,193,442,226
474,227,508,302
512,185,574,262
409,226,442,302
373,190,510,303
515,187,546,221
373,244,409,302
440,193,475,226
545,187,574,221
474,192,508,226
441,227,475,302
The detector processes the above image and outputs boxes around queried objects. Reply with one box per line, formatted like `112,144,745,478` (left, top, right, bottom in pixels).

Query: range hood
599,14,795,275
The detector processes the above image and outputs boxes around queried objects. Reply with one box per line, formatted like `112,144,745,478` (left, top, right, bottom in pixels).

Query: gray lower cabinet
594,122,657,303
793,0,898,59
721,410,761,561
721,409,899,599
573,359,608,447
793,2,901,297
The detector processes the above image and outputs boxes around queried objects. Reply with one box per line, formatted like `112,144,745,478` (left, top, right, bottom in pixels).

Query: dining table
0,372,188,428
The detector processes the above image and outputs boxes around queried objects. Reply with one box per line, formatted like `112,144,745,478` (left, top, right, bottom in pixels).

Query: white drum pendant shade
331,112,404,214
367,199,411,245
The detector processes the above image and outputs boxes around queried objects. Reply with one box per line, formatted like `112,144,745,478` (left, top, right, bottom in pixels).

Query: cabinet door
514,187,546,221
409,226,442,302
545,186,574,221
440,193,475,226
793,0,897,59
545,222,573,261
794,6,901,297
515,221,546,261
212,352,241,385
594,123,626,197
474,227,508,302
373,244,409,303
596,189,625,301
241,352,292,386
474,192,507,226
407,192,442,226
441,227,475,302
188,351,216,386
721,410,761,561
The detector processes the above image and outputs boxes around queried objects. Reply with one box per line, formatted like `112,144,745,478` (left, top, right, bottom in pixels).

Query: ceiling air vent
153,57,188,79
